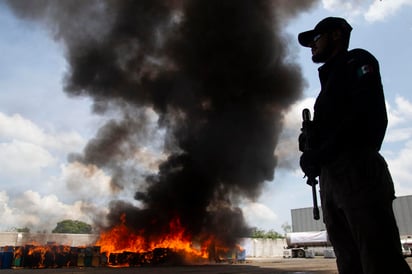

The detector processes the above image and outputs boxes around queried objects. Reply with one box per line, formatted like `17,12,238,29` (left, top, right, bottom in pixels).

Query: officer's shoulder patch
347,48,378,79
357,64,374,77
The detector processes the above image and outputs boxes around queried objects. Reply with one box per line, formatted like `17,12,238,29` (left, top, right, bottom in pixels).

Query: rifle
302,108,320,220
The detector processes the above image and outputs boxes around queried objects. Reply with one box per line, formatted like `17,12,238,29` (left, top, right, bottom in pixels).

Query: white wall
0,232,98,247
0,233,286,258
241,238,286,257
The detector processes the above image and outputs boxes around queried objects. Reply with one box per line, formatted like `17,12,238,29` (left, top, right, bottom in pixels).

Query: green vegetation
250,222,292,239
52,220,92,234
14,227,30,232
250,227,284,239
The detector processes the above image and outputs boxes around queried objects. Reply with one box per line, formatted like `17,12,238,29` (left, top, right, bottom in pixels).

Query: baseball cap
298,17,352,47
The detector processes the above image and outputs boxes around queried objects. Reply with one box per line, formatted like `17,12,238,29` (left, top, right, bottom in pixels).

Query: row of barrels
0,245,101,269
0,246,176,269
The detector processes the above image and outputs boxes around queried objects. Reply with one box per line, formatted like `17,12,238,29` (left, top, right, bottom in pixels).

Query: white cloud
379,96,412,196
0,192,13,222
386,96,412,142
385,141,412,196
322,0,412,22
242,202,278,230
0,113,45,143
282,97,316,131
387,99,405,129
365,0,412,22
385,128,412,143
391,96,412,121
0,140,56,177
62,161,113,200
0,111,87,182
322,0,365,19
275,97,316,169
0,110,157,232
0,112,85,154
0,190,99,232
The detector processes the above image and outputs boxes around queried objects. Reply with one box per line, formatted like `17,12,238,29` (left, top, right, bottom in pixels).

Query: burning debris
5,0,317,261
1,245,92,269
0,242,245,268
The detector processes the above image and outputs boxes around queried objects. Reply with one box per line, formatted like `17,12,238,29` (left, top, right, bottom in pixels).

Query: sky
0,0,412,234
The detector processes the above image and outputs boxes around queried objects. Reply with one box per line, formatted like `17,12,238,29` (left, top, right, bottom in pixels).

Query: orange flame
95,213,209,260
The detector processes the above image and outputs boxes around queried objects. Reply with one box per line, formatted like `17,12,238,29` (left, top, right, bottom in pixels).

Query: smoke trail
5,0,317,245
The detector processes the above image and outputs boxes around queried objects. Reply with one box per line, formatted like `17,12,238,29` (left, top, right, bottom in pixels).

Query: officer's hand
300,150,321,179
298,133,306,152
299,120,314,152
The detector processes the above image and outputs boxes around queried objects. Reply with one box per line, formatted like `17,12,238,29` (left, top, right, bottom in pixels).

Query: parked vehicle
401,238,412,257
285,231,412,259
283,231,332,258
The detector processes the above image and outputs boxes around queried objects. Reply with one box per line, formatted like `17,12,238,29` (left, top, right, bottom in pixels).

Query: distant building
291,194,412,236
393,195,412,236
291,207,325,232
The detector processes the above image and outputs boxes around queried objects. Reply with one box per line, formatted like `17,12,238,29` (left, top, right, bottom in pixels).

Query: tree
251,227,266,238
52,220,92,234
14,227,30,233
265,229,283,239
250,227,283,239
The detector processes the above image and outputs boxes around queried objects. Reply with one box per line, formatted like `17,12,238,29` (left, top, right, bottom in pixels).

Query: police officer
298,17,412,274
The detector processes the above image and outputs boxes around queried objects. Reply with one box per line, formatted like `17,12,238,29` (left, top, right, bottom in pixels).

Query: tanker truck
283,231,334,258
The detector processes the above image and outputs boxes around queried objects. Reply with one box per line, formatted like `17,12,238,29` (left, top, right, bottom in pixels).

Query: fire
13,244,77,268
0,218,245,269
95,213,209,261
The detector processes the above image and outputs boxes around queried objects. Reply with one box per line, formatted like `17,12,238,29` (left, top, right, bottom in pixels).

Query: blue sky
0,0,411,233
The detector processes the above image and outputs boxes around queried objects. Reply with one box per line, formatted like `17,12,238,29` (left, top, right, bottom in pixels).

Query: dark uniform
311,48,411,274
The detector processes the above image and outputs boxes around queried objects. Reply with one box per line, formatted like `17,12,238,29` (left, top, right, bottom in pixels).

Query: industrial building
291,194,412,236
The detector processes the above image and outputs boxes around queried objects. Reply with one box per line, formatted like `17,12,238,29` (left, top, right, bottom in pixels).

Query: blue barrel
237,250,246,262
1,252,13,269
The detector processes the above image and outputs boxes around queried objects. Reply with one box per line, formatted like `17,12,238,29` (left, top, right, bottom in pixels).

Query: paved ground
0,257,411,273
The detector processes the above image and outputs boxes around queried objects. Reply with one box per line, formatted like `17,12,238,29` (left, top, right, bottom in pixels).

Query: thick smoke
6,0,317,246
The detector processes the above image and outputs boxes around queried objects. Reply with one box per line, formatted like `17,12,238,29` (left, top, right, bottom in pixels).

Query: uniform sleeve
314,49,387,165
347,49,387,151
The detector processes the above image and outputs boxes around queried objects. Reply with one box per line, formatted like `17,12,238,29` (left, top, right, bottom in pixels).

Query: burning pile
2,245,99,269
0,241,244,268
95,214,246,265
5,0,317,264
97,214,203,254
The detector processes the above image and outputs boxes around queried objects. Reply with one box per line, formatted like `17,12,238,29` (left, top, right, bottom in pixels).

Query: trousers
319,150,411,274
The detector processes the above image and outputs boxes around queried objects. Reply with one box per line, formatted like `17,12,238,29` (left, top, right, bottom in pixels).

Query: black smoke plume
5,0,317,247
